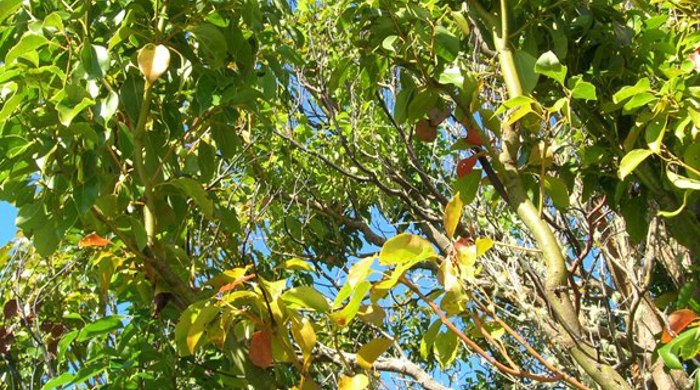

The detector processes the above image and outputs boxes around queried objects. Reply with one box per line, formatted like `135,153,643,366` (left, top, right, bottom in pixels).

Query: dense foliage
0,0,699,388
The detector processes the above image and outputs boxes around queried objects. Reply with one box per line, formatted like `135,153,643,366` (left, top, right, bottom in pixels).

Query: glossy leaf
534,51,567,85
619,149,653,180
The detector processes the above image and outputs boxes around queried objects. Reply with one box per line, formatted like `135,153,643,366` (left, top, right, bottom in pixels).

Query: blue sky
0,201,17,246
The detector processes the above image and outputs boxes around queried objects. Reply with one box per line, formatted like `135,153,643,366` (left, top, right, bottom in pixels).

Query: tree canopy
0,0,699,388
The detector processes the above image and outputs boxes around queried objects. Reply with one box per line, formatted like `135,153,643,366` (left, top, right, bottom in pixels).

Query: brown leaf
662,309,699,343
3,299,18,319
415,119,437,143
78,233,111,248
249,329,274,368
428,107,451,126
0,327,14,355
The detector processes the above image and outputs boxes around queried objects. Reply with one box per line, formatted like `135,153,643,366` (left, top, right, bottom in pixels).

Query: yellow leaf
443,192,463,239
357,337,393,369
455,244,477,281
475,237,494,257
276,258,314,272
347,256,375,288
379,234,437,265
138,43,170,84
291,317,317,361
527,141,553,168
203,266,250,290
186,305,219,354
358,304,386,326
438,259,461,293
338,374,369,390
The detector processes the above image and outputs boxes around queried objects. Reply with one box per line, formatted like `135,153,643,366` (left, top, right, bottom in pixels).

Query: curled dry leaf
661,309,700,343
78,233,111,248
138,43,171,84
249,329,274,368
415,118,437,143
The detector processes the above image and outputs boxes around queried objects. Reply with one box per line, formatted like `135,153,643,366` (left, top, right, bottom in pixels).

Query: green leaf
443,192,463,239
645,116,666,153
95,91,119,125
57,329,78,362
623,92,657,112
33,220,61,257
619,149,653,180
77,316,122,341
612,78,651,104
438,66,464,88
514,50,539,93
331,280,371,327
161,177,214,219
382,35,398,52
434,331,459,369
281,286,329,312
5,33,49,64
667,170,700,190
571,79,597,100
434,26,459,62
407,89,437,122
420,319,442,359
544,176,570,210
187,304,219,354
378,233,437,265
534,51,567,85
0,0,22,24
658,191,689,218
356,337,393,369
451,10,470,36
68,364,106,388
80,44,110,78
56,97,95,127
394,86,414,125
191,23,228,69
40,373,75,390
454,169,481,204
0,85,24,123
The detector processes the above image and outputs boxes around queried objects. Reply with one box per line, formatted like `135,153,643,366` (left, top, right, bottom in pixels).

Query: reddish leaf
78,233,111,248
3,299,18,319
457,156,477,178
217,274,255,294
249,329,274,368
465,128,483,146
0,327,14,355
662,309,699,343
415,119,437,143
